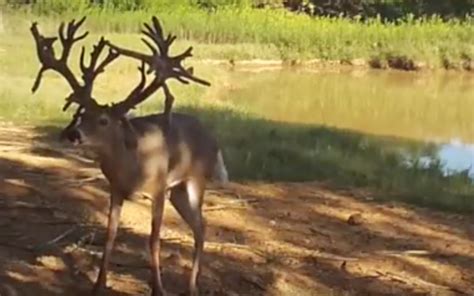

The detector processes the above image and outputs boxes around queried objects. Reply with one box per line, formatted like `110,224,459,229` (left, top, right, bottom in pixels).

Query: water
214,67,474,178
436,140,474,177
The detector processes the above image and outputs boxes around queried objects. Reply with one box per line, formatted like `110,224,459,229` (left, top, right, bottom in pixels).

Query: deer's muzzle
60,127,82,145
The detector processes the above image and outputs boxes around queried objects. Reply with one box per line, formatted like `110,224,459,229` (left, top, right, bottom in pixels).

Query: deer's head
31,17,210,153
61,106,131,149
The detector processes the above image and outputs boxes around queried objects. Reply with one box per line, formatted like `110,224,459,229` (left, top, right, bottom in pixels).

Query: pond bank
195,58,474,72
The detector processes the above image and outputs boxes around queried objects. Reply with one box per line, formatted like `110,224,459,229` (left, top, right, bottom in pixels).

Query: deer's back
130,113,219,186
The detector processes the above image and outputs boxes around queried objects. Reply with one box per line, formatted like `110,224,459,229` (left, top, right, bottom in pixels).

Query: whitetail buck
31,17,228,296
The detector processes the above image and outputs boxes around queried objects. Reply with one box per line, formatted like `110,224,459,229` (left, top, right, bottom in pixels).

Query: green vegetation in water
2,1,473,70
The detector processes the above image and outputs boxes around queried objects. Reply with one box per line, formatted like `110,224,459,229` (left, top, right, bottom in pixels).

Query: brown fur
65,111,222,296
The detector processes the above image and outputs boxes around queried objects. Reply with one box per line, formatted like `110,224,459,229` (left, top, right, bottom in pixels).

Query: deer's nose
60,128,82,144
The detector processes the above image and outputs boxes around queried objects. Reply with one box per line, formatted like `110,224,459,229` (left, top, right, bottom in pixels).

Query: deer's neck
97,142,138,190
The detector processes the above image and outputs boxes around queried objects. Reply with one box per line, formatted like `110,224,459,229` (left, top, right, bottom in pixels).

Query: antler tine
30,17,102,111
111,61,163,115
106,16,211,116
141,16,172,56
106,41,151,62
59,17,89,62
31,22,80,93
141,38,158,56
123,61,148,104
31,66,47,93
80,37,120,97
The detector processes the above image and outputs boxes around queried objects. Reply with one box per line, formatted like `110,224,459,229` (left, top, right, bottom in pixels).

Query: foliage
292,0,473,21
4,0,473,20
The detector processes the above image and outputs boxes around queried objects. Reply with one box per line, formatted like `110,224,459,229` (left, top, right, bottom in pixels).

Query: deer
30,16,228,296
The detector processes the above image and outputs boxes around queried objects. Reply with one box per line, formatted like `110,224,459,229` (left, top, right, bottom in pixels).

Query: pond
214,67,474,178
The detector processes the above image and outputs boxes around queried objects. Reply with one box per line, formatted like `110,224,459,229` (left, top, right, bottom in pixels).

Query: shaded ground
0,123,473,296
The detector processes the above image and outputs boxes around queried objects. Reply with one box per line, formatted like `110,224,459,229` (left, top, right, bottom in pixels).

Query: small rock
340,260,348,271
347,213,364,226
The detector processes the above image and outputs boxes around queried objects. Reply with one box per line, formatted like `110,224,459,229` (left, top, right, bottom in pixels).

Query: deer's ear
120,118,137,150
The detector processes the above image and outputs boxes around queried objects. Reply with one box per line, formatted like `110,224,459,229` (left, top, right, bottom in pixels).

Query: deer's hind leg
169,180,205,296
150,187,167,296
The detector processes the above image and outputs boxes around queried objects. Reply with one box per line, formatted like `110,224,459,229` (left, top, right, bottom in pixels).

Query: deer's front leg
150,189,166,296
93,192,124,295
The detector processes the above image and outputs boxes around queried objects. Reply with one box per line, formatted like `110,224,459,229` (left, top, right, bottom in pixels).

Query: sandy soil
0,123,473,296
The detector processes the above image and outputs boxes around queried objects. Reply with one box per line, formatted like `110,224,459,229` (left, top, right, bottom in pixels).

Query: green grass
2,4,473,69
180,106,474,212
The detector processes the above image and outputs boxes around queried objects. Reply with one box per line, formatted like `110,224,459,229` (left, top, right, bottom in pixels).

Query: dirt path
0,124,473,296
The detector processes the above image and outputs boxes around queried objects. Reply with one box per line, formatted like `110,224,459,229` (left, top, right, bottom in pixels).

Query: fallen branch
34,226,78,250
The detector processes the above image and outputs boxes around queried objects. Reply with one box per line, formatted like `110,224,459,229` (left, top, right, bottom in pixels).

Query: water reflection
218,68,474,143
436,140,474,177
411,140,474,179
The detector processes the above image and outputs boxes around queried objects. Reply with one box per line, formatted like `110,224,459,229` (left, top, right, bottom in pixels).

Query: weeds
2,4,473,69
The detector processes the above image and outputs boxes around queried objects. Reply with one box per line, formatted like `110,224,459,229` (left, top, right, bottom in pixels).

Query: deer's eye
98,117,109,126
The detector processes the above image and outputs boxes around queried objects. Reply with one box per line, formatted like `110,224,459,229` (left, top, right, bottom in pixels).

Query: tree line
284,0,473,20
6,0,474,20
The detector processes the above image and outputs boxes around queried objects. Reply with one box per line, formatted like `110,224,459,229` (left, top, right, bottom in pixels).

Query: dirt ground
0,123,473,296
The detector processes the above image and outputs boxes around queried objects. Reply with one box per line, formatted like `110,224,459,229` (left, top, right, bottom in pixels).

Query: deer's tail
213,150,229,184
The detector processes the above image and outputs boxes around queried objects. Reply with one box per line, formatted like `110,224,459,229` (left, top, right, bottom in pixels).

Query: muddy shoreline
195,58,474,72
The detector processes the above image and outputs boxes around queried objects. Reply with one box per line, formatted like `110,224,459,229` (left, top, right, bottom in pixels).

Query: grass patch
184,106,473,212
